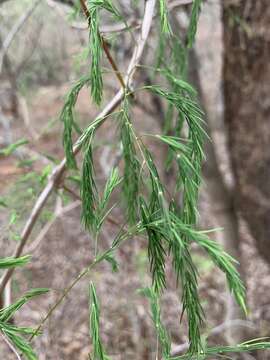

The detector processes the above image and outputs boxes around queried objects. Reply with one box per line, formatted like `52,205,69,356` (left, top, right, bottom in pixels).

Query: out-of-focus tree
223,1,270,263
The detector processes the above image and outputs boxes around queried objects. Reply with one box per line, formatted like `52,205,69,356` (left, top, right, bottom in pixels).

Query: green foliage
0,257,48,359
139,198,166,294
95,167,121,232
0,288,49,323
87,0,103,105
168,213,204,354
145,84,206,227
81,132,121,234
140,287,171,357
0,255,30,269
90,0,122,20
170,338,270,359
0,197,8,208
81,133,98,232
119,101,140,224
159,0,171,34
187,0,202,48
60,76,90,168
184,226,247,314
103,253,119,272
0,139,28,157
21,1,270,358
89,283,110,360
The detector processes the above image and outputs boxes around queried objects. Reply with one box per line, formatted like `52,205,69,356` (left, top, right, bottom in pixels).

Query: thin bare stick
19,95,39,140
0,0,156,297
1,332,22,360
26,201,81,254
168,0,193,9
0,0,40,74
170,319,256,357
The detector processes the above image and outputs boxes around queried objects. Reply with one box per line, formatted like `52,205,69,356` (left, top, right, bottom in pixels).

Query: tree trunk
223,0,270,263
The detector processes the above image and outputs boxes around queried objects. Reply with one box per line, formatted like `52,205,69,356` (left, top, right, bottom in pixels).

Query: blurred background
0,0,270,359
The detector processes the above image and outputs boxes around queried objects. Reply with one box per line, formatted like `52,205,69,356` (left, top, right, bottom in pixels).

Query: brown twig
79,0,126,90
1,332,22,360
0,0,40,74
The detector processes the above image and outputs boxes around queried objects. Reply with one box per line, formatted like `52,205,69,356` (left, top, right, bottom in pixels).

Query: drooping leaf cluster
86,0,124,105
87,1,103,105
56,1,262,359
89,283,110,360
0,256,48,360
170,338,270,360
159,0,171,34
61,76,90,169
140,287,171,358
187,0,203,48
119,100,141,224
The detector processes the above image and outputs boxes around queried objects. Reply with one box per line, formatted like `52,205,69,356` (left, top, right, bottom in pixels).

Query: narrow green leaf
139,287,171,357
89,283,110,360
60,76,90,168
119,103,140,224
0,139,28,156
87,1,103,104
0,255,31,269
159,0,171,34
187,0,202,48
81,134,98,232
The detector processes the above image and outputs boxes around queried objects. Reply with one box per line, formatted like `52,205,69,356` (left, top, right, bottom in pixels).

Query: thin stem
29,262,95,341
94,232,98,258
1,332,22,360
79,0,126,90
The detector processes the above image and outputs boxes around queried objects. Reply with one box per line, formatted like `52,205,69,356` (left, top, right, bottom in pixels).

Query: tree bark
223,1,270,263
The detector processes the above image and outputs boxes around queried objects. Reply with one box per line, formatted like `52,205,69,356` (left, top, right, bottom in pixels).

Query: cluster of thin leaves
159,0,171,33
140,287,171,358
88,1,103,105
58,1,270,359
89,283,110,360
0,256,48,360
187,0,202,48
80,128,122,235
87,0,123,105
119,100,141,224
170,339,270,360
60,75,90,168
2,1,268,359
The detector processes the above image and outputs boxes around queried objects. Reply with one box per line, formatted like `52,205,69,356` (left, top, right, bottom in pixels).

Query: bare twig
0,0,156,297
170,319,256,357
3,280,11,308
0,0,40,74
26,200,81,254
18,96,39,140
168,0,193,9
1,332,22,360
